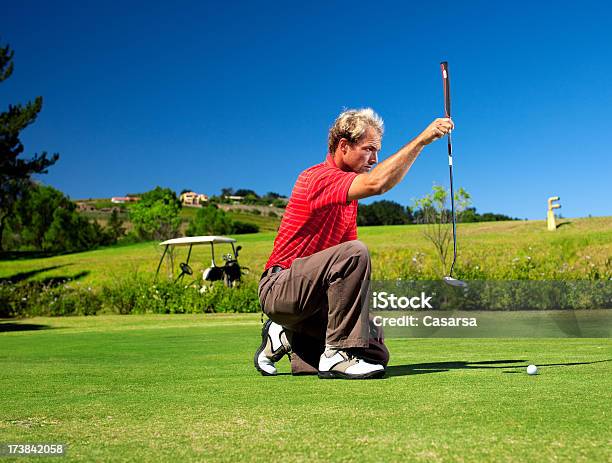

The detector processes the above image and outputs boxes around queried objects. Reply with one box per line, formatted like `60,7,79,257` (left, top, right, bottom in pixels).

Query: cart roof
159,236,237,246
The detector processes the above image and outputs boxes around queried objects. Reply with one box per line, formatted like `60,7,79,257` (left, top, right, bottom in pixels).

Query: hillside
74,198,282,233
1,217,610,287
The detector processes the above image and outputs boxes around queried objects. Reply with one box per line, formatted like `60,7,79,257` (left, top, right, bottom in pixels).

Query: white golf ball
527,364,538,375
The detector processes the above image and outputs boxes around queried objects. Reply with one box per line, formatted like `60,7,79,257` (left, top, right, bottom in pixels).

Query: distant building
76,202,95,211
111,196,140,204
224,195,244,203
180,191,209,207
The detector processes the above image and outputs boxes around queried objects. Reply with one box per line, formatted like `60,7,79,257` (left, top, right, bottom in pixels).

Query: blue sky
2,1,611,219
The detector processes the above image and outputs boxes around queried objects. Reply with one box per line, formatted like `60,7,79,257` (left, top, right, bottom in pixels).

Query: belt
261,265,284,280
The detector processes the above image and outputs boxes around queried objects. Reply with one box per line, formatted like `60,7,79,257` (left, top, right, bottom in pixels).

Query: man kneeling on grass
255,108,453,379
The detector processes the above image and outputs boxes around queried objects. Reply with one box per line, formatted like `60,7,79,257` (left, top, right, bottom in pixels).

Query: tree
271,198,287,209
357,200,413,226
454,207,517,223
130,187,181,241
413,185,471,274
242,193,260,205
106,209,126,241
42,207,102,252
186,205,234,236
234,189,259,198
0,43,59,250
8,183,71,247
3,182,110,252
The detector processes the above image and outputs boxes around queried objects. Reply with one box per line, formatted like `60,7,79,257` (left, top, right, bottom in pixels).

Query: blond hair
328,108,384,154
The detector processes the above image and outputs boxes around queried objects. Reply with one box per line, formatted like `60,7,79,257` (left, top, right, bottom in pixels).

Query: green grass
1,217,611,287
0,314,610,462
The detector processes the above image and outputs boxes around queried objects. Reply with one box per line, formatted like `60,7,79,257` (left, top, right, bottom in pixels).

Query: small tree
413,185,471,274
106,209,126,241
130,187,181,241
0,43,59,250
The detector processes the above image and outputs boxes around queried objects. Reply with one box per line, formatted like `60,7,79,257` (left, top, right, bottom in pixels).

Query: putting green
1,314,610,462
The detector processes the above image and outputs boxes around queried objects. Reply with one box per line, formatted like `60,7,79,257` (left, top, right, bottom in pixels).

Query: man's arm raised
347,118,454,201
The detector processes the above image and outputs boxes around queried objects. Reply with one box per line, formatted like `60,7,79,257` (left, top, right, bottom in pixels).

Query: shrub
187,205,233,236
0,280,102,317
232,221,259,234
0,275,261,317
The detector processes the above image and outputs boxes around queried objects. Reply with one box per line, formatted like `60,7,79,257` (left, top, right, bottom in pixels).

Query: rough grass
0,314,610,462
1,217,610,287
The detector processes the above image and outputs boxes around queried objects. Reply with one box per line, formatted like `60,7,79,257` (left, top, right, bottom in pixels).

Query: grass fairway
1,315,610,462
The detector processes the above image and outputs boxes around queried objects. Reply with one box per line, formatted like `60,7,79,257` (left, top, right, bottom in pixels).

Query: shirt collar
326,153,337,167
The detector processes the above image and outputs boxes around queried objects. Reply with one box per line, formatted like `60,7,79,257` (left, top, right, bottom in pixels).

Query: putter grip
440,61,451,118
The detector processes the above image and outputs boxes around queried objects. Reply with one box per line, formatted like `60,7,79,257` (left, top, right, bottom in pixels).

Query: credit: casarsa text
372,315,478,327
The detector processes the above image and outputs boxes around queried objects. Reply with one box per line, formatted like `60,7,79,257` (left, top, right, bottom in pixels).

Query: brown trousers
258,240,389,374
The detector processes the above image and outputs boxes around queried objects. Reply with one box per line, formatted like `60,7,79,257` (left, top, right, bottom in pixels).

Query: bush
187,205,234,236
232,221,259,234
0,280,102,317
102,275,260,314
0,275,261,317
187,206,259,235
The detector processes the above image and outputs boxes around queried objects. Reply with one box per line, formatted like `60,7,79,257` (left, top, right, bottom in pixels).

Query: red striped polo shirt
265,154,359,270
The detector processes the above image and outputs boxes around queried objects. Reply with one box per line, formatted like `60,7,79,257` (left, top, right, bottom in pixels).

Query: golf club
440,61,467,289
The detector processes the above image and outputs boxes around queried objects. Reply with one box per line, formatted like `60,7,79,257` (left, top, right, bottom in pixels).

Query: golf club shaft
447,135,457,277
440,61,458,277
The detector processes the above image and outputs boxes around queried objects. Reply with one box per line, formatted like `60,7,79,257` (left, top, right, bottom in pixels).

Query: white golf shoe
254,319,291,376
318,349,385,379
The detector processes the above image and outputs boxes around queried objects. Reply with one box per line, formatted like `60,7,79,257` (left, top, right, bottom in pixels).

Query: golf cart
155,236,245,288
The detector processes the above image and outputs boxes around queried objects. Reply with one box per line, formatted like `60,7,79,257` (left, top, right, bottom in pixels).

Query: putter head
443,276,468,288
